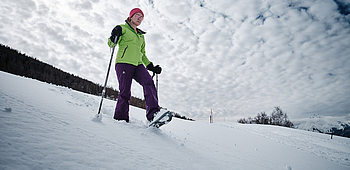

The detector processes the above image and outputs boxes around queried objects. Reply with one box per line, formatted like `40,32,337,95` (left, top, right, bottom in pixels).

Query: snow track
220,123,350,167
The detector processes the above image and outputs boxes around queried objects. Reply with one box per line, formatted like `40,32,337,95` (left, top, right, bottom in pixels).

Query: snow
0,70,349,170
294,114,350,133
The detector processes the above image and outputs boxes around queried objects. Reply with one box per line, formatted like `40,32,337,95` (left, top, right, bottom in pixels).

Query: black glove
147,62,162,74
110,25,122,43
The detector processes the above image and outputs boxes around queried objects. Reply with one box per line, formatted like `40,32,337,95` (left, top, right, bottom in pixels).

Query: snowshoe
149,109,173,128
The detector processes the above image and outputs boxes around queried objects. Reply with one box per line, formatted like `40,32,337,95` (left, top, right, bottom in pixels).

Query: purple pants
114,63,160,122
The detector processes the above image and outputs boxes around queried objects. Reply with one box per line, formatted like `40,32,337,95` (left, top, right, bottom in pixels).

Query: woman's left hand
147,62,162,74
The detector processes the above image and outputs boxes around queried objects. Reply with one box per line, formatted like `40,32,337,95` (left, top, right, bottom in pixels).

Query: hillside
0,70,349,170
0,44,145,109
294,114,350,137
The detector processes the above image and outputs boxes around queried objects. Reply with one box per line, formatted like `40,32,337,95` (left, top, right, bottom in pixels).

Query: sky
1,0,350,121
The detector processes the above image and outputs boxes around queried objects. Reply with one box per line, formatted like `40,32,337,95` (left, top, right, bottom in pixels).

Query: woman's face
130,12,144,27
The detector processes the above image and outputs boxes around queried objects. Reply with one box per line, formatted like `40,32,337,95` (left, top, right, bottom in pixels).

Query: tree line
238,106,294,128
0,44,146,109
173,112,195,121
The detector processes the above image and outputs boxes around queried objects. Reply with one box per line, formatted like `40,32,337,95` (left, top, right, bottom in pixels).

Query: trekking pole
152,73,159,99
156,74,159,99
95,36,118,119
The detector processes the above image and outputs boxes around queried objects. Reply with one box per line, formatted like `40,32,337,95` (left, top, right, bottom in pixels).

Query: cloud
1,0,349,121
70,1,93,11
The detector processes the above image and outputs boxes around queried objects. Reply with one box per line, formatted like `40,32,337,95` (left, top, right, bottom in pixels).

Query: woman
108,8,161,123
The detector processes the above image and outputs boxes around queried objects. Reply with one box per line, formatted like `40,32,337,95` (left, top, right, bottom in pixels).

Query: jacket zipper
121,45,128,58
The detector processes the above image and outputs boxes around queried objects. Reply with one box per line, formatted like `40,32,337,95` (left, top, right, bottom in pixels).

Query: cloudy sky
1,0,350,121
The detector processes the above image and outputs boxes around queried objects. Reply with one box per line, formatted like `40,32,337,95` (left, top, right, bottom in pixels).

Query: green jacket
108,20,151,67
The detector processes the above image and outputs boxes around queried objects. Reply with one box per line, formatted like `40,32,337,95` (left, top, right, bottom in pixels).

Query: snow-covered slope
0,71,349,170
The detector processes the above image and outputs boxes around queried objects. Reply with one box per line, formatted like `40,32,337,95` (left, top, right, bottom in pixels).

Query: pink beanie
129,8,144,19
